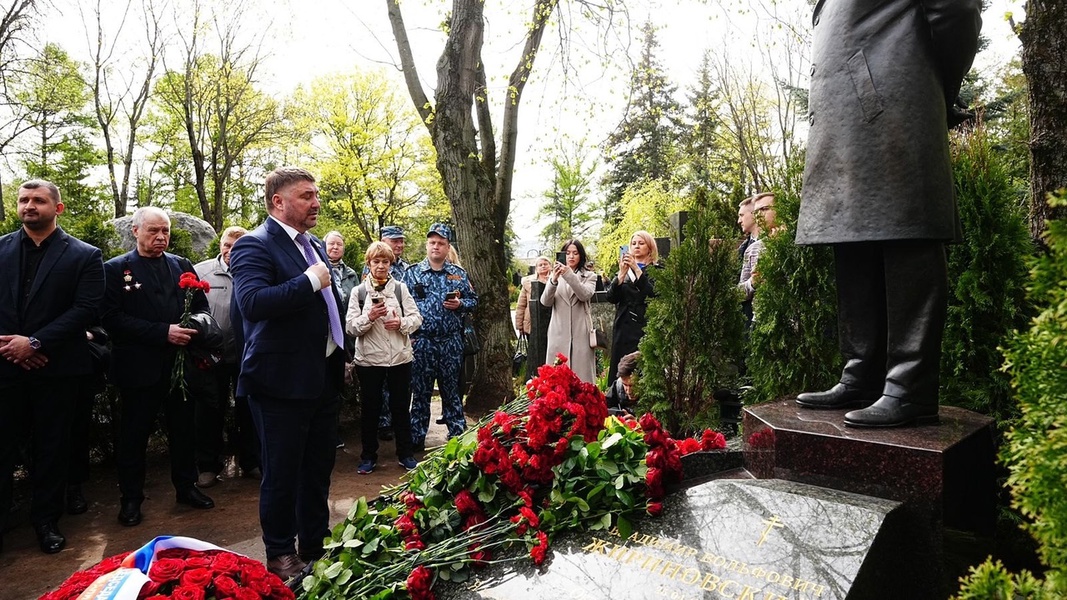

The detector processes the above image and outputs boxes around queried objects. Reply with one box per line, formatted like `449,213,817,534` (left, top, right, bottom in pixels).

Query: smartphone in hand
555,251,567,264
446,290,460,300
620,245,628,258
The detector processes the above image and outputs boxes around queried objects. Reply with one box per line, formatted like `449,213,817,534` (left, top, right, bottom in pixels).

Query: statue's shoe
843,396,939,428
795,383,879,410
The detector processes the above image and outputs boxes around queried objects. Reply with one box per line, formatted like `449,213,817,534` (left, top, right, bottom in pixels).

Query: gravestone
439,479,935,600
110,211,218,255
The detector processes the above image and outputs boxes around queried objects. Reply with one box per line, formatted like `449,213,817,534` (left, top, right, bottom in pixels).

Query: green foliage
168,227,202,263
941,126,1032,422
594,180,685,267
746,179,840,403
956,195,1067,598
537,139,597,248
637,207,745,435
954,559,1054,600
600,21,683,226
64,213,122,260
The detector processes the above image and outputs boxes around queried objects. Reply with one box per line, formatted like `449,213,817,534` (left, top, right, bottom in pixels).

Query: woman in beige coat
540,239,598,383
515,256,551,336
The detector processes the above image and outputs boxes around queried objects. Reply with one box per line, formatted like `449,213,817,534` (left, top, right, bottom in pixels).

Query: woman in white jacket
345,242,423,474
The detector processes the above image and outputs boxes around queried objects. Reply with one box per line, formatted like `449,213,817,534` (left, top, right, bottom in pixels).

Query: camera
555,251,567,264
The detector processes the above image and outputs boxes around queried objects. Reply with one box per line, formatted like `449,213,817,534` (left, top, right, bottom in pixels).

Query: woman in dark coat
605,230,660,385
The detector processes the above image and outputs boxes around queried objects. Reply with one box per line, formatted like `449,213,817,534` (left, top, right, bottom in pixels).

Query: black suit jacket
230,217,344,400
0,227,104,382
101,250,207,388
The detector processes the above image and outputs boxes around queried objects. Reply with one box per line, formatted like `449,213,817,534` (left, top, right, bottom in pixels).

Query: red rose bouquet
171,272,211,400
39,536,292,600
301,355,728,600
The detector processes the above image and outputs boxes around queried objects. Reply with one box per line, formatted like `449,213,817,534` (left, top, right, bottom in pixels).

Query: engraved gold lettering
751,567,765,578
767,571,780,583
714,556,727,567
738,563,750,575
660,561,684,579
700,573,721,591
813,584,826,597
700,553,717,565
582,538,610,555
779,575,793,588
608,543,628,560
735,585,757,600
680,568,701,585
641,556,664,571
718,579,739,596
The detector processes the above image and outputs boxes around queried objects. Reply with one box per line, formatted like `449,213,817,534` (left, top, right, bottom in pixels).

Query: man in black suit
0,179,104,554
230,167,346,580
101,206,215,527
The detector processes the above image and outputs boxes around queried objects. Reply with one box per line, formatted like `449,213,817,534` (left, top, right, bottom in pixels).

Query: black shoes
66,485,88,515
176,487,215,509
267,553,308,580
844,396,939,428
118,499,143,526
795,383,880,410
35,522,66,554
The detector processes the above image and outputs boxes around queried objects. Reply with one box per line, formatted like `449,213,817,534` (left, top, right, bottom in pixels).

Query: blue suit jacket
0,227,104,382
101,250,206,388
230,218,344,399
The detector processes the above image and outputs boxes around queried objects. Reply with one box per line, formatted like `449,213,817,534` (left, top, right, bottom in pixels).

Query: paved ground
0,401,457,600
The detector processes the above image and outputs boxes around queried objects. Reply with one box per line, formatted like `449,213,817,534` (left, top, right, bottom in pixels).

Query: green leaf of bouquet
587,483,606,503
324,561,345,579
452,568,470,583
602,432,623,450
614,474,627,489
617,488,636,508
572,496,590,512
336,569,353,586
351,497,369,521
477,484,496,503
302,574,319,592
341,523,358,542
598,512,613,530
342,539,364,548
597,460,619,477
439,568,452,581
362,537,381,555
617,515,633,539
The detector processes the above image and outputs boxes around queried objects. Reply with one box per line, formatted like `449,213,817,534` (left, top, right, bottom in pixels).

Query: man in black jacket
102,207,215,527
0,180,104,554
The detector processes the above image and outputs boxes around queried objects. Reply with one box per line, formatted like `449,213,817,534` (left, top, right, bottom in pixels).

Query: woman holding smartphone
539,239,598,383
345,242,423,475
605,230,660,384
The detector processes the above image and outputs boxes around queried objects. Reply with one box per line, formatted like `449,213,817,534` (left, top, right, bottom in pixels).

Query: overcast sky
47,0,1025,244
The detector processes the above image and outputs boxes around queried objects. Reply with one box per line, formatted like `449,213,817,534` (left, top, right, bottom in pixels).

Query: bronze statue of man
794,0,982,427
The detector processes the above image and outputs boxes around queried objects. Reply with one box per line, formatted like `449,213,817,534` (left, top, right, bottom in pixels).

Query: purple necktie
296,233,345,348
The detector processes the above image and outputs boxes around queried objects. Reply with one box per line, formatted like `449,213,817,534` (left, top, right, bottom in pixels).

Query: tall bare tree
0,0,40,219
84,0,165,217
386,0,627,414
154,0,280,231
1020,0,1067,240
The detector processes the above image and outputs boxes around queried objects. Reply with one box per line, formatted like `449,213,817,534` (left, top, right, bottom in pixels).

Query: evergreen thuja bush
746,186,840,403
941,125,1032,424
637,207,745,436
954,194,1067,598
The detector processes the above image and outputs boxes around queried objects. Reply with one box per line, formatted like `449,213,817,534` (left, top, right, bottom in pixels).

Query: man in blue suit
0,180,104,554
230,167,346,580
102,207,216,528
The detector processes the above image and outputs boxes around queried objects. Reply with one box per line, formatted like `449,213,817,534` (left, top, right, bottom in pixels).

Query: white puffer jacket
345,278,422,367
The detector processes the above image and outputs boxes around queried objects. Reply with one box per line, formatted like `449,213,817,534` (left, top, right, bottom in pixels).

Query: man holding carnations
101,207,217,528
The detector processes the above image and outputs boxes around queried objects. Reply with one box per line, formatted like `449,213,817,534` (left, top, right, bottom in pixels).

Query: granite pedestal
742,399,996,535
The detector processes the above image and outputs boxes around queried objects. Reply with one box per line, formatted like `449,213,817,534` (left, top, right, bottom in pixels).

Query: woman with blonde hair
540,239,598,383
605,230,661,384
345,242,423,474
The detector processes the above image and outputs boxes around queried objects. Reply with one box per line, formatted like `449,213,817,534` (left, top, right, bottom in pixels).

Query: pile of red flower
300,355,728,600
40,547,293,600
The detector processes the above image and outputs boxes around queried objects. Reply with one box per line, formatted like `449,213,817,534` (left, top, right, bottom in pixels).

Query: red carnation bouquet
40,536,292,600
171,272,211,400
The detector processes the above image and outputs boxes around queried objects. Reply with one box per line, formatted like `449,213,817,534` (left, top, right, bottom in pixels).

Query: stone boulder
109,211,219,255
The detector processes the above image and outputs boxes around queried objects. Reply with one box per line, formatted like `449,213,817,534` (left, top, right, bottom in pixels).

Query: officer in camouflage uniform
362,226,411,440
405,223,477,449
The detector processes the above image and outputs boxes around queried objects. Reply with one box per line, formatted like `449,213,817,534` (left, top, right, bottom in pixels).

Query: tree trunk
1022,0,1067,241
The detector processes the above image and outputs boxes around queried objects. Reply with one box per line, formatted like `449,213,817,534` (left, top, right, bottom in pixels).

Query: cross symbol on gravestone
757,515,785,547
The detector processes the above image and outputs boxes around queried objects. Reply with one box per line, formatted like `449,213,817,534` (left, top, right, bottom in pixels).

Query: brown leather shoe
267,553,307,580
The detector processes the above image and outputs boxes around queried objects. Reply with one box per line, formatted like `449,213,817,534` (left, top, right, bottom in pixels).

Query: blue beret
427,222,454,241
381,225,405,239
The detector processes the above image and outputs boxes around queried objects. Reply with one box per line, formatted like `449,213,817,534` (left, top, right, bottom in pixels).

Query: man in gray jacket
794,0,982,427
193,226,260,484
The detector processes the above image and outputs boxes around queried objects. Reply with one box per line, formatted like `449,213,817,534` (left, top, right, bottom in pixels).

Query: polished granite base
742,399,996,534
438,479,932,600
